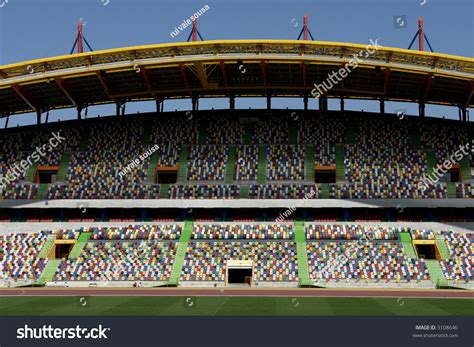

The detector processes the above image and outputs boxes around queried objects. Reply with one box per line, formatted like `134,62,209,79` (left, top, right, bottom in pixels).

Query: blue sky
0,0,472,126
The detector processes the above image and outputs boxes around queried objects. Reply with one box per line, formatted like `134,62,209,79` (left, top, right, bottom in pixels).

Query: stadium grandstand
0,7,472,320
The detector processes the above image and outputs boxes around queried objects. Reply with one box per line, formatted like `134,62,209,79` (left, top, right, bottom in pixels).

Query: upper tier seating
89,225,182,240
187,145,227,181
0,112,471,200
306,224,400,240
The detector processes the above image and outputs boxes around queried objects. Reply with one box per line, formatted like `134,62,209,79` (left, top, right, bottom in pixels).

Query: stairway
225,146,237,183
57,153,71,182
294,221,310,287
159,184,170,199
79,127,90,152
39,235,56,258
425,150,437,176
198,124,208,145
460,156,471,181
425,259,448,287
69,232,91,259
335,144,345,182
289,125,298,144
37,183,49,200
409,126,421,150
37,259,62,284
435,235,450,260
257,145,267,184
168,221,193,286
146,150,161,183
320,183,330,198
243,124,253,145
446,182,456,198
239,185,249,198
346,124,356,144
177,146,189,183
25,164,36,182
399,232,417,259
142,120,153,145
305,145,315,182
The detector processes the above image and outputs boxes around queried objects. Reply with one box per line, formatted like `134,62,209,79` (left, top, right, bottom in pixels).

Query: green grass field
1,297,472,316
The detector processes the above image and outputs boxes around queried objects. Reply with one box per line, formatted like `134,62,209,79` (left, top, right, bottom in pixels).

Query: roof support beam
12,84,37,113
300,62,307,87
54,77,78,108
219,62,228,87
179,63,193,97
95,71,113,100
194,62,209,89
422,73,434,102
464,81,473,108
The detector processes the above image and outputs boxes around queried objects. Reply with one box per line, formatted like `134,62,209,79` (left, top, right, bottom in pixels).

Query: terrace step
57,153,71,182
321,183,330,199
24,163,36,182
37,183,49,200
177,146,189,183
243,124,253,145
346,124,356,144
399,232,417,259
409,126,421,150
289,124,298,144
460,155,471,181
305,145,315,182
425,259,448,287
37,259,62,284
198,124,207,145
142,120,153,145
426,150,437,176
225,145,237,183
168,221,194,286
79,127,90,152
39,235,56,258
146,150,161,183
159,184,170,199
69,232,91,259
335,144,345,182
239,185,249,198
294,221,310,287
257,145,267,184
435,235,450,260
446,182,456,198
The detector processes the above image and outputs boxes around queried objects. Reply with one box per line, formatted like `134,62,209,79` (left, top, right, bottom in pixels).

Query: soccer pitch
1,297,472,316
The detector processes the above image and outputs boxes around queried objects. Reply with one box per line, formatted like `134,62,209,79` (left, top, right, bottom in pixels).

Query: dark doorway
37,170,58,184
314,169,336,183
55,243,73,259
157,170,178,184
415,244,437,260
447,168,461,183
228,268,253,284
